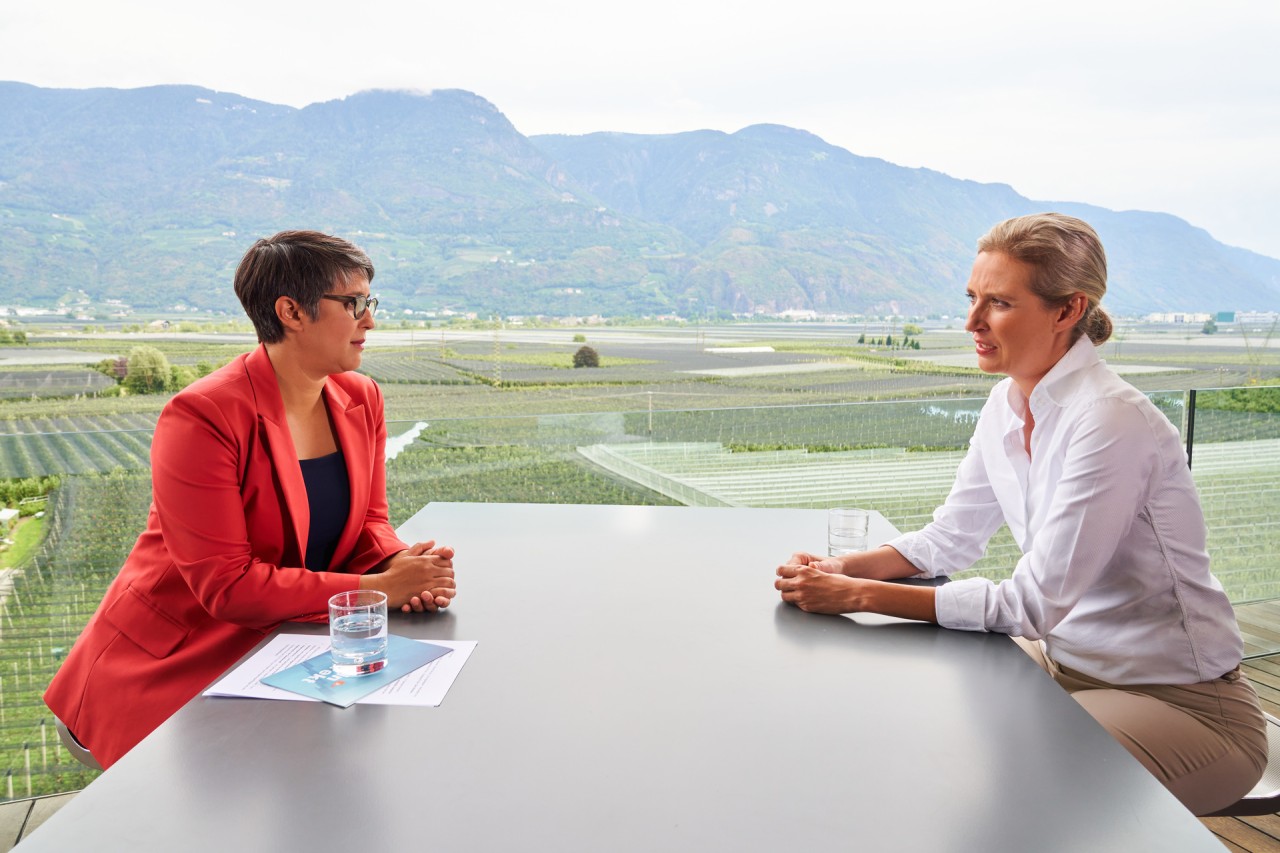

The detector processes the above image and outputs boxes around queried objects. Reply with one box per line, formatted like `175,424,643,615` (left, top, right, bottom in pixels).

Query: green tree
0,475,59,506
903,323,923,336
168,364,198,391
92,357,128,381
1202,318,1218,335
857,334,865,344
123,345,172,394
572,345,600,368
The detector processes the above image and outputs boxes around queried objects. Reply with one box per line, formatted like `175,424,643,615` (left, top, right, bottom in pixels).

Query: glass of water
828,508,870,556
328,590,389,676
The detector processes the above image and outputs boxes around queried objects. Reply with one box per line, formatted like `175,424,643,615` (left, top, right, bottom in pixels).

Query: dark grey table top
21,502,1219,851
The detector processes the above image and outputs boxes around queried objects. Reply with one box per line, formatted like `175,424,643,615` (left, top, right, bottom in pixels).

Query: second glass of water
828,507,870,556
328,589,388,676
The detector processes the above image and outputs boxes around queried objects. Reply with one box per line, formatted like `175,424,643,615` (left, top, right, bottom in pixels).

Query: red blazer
45,346,408,768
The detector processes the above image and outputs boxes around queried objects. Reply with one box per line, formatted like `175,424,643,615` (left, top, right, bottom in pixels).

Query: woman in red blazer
45,231,456,769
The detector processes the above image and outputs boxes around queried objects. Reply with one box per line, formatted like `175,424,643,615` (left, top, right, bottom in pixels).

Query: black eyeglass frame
320,293,379,319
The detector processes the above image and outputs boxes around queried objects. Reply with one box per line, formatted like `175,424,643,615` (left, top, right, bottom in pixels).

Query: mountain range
2,81,1278,318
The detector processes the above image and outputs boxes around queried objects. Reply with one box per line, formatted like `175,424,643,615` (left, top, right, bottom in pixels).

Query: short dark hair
233,231,376,343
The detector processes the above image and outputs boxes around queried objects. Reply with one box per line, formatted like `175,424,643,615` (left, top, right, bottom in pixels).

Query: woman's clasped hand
775,552,859,614
365,540,457,613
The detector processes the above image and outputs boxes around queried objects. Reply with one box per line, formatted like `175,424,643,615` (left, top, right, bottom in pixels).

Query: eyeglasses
320,293,379,319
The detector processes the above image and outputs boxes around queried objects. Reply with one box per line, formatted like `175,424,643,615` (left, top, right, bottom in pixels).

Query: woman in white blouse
776,212,1267,814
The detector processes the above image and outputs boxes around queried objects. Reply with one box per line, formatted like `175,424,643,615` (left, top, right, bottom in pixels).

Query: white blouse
887,336,1242,685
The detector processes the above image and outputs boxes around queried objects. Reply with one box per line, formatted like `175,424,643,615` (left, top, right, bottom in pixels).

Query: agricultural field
0,415,156,478
9,338,253,368
0,322,1277,799
0,471,152,797
358,352,479,385
0,369,115,399
385,445,678,520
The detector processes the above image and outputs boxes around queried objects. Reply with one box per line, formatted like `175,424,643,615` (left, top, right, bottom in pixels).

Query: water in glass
330,612,388,676
828,508,870,556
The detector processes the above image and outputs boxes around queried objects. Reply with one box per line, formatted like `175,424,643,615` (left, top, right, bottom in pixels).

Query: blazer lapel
244,346,311,561
325,379,371,565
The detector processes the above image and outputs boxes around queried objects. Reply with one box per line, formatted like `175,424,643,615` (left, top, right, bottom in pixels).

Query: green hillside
3,82,1279,317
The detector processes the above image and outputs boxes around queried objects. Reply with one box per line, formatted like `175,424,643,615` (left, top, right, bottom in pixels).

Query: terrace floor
6,615,1280,850
0,792,75,850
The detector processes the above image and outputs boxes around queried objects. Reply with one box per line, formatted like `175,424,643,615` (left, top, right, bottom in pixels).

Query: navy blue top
299,450,351,571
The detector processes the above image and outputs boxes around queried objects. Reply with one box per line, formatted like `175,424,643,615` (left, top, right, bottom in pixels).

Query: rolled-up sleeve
887,423,1007,579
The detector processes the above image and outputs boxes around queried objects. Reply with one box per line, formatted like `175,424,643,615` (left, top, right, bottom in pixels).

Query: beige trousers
1013,637,1268,815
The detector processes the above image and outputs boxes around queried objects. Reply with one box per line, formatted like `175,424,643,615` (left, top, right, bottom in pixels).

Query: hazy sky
3,0,1277,258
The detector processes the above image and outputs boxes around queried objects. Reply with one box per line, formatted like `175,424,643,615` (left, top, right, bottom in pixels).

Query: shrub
168,364,198,391
572,345,600,368
123,346,172,394
92,356,128,382
0,475,59,505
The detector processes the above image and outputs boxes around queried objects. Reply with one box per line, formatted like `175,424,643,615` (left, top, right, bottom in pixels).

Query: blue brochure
260,634,453,708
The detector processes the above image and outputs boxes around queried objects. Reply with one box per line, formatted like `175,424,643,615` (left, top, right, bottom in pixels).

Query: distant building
1144,312,1212,323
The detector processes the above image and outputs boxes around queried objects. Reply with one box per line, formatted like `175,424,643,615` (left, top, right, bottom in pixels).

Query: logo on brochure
302,668,347,688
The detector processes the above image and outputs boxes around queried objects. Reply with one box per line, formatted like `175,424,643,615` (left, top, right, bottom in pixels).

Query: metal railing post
1185,389,1197,469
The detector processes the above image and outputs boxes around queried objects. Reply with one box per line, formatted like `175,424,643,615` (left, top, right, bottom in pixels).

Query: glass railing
1180,387,1280,608
0,384,1277,797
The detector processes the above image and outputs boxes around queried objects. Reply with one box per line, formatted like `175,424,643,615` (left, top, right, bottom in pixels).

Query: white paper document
204,634,476,707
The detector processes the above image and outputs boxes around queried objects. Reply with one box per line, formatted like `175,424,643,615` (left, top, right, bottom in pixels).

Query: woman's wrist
845,577,870,611
837,551,884,579
858,579,938,623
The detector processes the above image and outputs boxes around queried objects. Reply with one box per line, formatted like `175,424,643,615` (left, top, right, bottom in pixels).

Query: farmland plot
0,416,157,477
0,471,152,796
0,369,115,399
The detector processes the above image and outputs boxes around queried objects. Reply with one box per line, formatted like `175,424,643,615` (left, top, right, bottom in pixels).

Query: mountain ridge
2,81,1277,317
